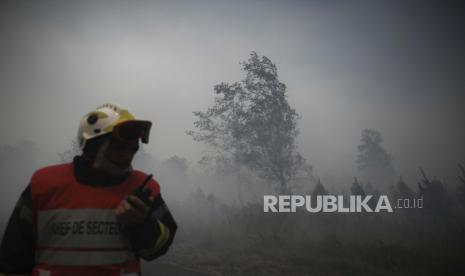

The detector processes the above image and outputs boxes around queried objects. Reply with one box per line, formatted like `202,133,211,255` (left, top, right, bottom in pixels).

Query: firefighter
0,103,177,276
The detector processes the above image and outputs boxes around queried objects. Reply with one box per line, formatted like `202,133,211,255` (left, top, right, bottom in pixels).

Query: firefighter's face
104,137,140,168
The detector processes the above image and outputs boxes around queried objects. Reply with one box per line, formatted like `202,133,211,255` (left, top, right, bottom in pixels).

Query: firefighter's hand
115,195,153,226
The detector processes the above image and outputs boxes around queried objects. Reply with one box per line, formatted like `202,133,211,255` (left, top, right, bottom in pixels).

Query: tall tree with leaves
356,128,395,188
188,52,308,193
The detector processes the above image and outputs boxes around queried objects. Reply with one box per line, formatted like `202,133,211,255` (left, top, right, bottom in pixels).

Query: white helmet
77,103,152,150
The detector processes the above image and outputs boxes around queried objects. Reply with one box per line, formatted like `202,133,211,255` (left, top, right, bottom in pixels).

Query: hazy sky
1,0,464,186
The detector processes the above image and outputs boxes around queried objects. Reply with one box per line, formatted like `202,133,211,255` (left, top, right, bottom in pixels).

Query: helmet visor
112,120,152,144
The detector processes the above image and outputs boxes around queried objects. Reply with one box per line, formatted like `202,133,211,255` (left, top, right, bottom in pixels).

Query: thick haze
1,0,464,187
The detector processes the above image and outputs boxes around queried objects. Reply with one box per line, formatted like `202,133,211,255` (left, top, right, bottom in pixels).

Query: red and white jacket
0,157,177,276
